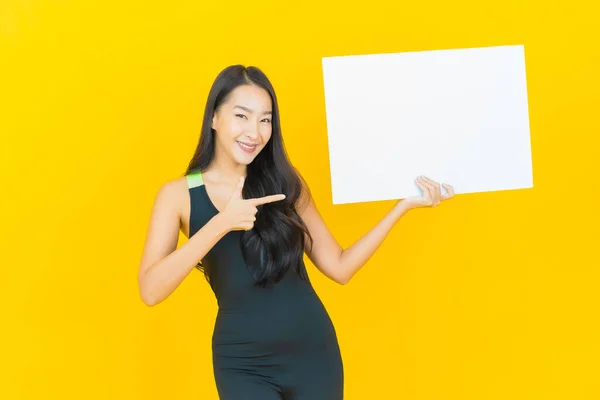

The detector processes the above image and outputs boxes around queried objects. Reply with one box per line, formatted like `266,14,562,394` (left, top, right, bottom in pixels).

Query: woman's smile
237,141,258,153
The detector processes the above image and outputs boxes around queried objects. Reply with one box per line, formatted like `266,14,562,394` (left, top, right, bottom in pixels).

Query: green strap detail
186,170,204,189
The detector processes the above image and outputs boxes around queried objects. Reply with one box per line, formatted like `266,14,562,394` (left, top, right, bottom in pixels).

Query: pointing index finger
249,194,286,206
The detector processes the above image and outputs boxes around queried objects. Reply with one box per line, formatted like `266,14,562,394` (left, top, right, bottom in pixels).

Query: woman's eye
235,114,247,119
261,118,271,123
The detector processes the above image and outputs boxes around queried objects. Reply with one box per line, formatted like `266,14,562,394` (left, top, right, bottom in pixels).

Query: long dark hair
185,65,313,287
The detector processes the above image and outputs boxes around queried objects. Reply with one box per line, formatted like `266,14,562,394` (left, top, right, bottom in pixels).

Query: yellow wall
2,0,598,398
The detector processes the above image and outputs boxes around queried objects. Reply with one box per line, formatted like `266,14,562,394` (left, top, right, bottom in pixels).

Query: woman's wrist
391,199,413,221
210,212,232,236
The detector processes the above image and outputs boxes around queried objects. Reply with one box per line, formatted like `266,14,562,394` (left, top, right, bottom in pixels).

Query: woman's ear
211,113,217,130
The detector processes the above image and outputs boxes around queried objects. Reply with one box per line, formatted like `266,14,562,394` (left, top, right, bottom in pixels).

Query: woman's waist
212,295,337,354
215,279,318,312
213,291,333,335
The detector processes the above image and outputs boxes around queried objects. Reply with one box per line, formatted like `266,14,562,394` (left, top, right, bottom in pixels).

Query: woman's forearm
139,214,230,306
337,201,411,283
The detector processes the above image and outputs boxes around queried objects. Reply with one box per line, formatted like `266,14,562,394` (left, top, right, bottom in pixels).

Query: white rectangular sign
322,45,533,204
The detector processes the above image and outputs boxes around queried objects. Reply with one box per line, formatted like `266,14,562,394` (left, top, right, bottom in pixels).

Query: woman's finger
416,177,432,205
420,176,439,206
441,183,455,200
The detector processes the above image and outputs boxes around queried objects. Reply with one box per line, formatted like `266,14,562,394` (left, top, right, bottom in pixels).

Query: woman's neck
206,149,247,185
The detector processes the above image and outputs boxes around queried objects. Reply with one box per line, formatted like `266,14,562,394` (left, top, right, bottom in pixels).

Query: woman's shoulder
151,176,195,234
152,176,190,215
296,172,314,214
157,175,189,195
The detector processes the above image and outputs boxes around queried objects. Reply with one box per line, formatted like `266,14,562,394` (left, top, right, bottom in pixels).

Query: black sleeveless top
186,169,317,310
186,169,344,398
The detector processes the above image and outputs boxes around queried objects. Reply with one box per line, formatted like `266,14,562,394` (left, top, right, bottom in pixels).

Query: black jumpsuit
186,171,344,400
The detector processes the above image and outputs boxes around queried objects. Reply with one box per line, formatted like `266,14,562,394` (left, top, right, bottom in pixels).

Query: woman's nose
246,123,260,139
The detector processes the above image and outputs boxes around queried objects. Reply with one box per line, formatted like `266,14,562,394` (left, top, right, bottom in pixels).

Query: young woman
138,65,454,399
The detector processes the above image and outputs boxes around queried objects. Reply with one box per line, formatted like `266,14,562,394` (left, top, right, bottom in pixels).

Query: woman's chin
233,146,261,165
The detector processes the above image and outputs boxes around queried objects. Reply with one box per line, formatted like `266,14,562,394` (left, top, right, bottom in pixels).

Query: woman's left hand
399,175,455,210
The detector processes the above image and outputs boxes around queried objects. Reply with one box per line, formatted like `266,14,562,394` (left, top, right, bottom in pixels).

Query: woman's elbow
335,273,351,285
138,277,160,307
139,287,158,306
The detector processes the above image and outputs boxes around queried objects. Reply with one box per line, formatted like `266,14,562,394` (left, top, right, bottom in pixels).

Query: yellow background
2,0,599,398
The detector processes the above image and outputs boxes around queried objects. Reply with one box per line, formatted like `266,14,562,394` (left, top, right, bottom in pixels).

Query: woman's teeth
237,141,257,153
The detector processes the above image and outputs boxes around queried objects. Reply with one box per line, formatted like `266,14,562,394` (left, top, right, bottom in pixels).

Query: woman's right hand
399,175,454,210
219,176,286,231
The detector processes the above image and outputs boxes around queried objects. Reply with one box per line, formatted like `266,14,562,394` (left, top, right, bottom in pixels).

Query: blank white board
321,44,533,205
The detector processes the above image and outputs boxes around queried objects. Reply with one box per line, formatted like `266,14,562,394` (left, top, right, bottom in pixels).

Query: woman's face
212,84,273,166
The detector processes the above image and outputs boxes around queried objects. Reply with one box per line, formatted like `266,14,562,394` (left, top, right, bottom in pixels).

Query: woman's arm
299,176,454,285
138,176,285,305
137,180,230,306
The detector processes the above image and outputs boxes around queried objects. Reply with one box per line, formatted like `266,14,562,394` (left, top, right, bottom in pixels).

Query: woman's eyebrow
234,105,272,115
